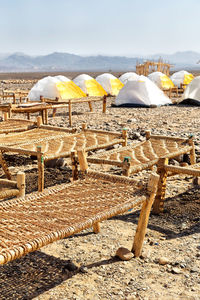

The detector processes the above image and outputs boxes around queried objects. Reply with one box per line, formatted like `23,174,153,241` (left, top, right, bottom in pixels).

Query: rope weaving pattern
0,176,146,264
89,138,190,168
0,131,123,158
0,119,36,134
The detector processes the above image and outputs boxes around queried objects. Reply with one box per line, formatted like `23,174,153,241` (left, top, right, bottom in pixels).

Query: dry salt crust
0,76,199,300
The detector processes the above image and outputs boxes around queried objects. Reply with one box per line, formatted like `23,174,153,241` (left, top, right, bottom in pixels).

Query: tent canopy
180,76,200,105
73,74,107,97
28,76,86,101
148,71,174,90
96,73,124,96
115,76,172,107
119,72,140,85
170,70,194,88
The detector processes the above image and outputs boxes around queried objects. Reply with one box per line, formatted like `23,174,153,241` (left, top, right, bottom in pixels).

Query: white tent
96,73,124,96
115,76,172,107
119,72,140,85
170,70,194,88
181,76,200,105
73,74,107,96
28,76,86,101
148,71,174,90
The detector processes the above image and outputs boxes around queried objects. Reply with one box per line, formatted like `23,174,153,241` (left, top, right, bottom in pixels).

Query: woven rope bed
87,132,195,176
0,124,126,191
0,118,36,134
0,170,159,265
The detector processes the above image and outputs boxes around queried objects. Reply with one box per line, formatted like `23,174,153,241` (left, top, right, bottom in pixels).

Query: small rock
158,257,170,265
45,158,65,168
190,267,199,273
116,247,134,261
171,267,182,274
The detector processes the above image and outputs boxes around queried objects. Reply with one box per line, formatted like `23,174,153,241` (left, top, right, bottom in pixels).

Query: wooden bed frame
0,172,25,200
0,121,127,191
86,131,196,176
0,95,107,126
0,162,159,265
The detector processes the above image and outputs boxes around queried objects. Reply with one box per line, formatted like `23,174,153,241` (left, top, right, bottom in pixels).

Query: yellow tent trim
85,79,107,96
56,81,86,99
183,74,194,86
160,75,174,89
110,79,124,96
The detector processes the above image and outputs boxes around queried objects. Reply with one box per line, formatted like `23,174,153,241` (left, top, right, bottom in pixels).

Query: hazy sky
1,0,200,56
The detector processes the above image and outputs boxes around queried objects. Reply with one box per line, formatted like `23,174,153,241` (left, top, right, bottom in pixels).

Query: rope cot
0,118,36,134
0,170,159,264
0,123,126,191
87,132,195,176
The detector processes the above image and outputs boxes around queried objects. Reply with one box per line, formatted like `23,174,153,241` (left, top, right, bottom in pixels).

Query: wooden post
122,157,131,176
122,128,128,146
93,223,101,233
52,97,59,118
88,101,93,112
3,112,9,121
37,146,44,192
188,136,196,165
40,96,45,124
102,96,107,113
0,152,12,180
37,116,43,127
70,151,78,181
77,149,88,172
13,93,16,104
81,123,87,131
132,173,160,257
145,130,151,140
17,172,25,198
152,157,168,214
68,100,72,127
44,108,48,125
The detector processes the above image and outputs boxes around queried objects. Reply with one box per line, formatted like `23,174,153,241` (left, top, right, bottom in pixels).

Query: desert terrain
0,72,199,300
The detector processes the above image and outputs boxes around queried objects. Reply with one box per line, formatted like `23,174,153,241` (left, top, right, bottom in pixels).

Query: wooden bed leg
81,123,87,131
17,172,25,197
122,128,128,146
122,157,131,176
132,173,160,257
3,112,9,121
37,146,44,192
44,109,48,124
68,100,72,127
145,130,151,140
93,222,100,233
37,116,43,127
102,96,107,113
188,136,196,165
152,158,168,214
70,151,78,181
77,149,88,172
52,108,57,118
0,152,12,180
88,101,93,112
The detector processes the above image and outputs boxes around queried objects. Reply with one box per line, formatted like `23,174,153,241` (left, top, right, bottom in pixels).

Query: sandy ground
0,75,199,300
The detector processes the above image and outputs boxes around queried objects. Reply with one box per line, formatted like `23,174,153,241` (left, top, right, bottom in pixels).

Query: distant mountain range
0,51,199,72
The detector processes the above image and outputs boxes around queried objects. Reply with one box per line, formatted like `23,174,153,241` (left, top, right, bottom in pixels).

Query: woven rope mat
0,131,122,158
0,175,146,264
90,138,188,166
0,119,35,134
0,128,70,146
